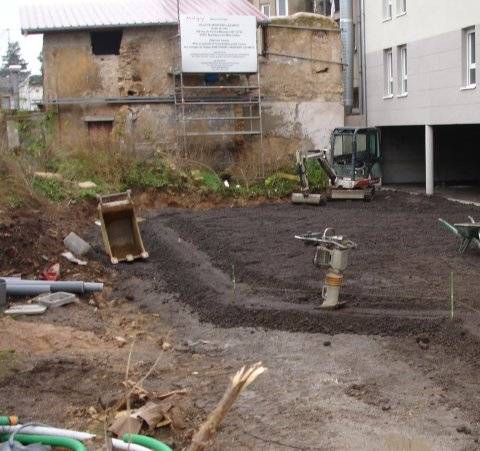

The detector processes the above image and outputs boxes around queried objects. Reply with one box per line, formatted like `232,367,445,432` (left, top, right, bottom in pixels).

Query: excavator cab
330,127,382,185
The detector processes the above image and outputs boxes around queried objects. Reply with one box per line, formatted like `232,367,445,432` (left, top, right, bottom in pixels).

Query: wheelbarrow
438,216,480,254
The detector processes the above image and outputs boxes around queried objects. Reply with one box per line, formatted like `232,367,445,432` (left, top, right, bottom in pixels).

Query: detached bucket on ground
97,190,149,264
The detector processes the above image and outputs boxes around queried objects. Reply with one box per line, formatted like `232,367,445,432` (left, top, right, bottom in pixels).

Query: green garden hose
0,417,17,426
122,433,173,451
0,433,87,451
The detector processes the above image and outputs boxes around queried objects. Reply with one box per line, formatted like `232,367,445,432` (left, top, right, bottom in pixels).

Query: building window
384,48,393,97
316,0,339,16
261,4,271,16
276,0,288,16
398,45,408,95
91,30,123,55
464,27,476,87
383,0,392,20
396,0,406,16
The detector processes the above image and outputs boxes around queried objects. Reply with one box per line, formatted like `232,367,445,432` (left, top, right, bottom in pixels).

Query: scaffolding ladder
171,22,264,158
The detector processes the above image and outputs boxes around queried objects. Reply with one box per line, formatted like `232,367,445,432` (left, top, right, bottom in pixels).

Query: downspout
340,0,354,115
360,0,368,125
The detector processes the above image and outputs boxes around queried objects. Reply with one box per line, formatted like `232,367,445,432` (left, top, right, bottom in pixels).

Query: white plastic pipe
111,438,152,451
0,425,94,441
0,426,150,451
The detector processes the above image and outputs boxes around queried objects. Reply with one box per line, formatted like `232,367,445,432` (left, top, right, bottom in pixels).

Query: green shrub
32,177,66,202
264,173,298,197
191,169,224,193
75,186,103,200
122,160,172,190
305,159,329,192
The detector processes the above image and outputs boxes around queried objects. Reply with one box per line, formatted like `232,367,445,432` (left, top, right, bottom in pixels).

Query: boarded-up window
87,120,113,143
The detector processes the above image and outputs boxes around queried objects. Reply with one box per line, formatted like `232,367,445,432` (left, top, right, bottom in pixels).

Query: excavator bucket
97,191,149,264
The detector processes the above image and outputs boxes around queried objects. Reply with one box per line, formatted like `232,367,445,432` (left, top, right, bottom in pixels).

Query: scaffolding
172,10,263,159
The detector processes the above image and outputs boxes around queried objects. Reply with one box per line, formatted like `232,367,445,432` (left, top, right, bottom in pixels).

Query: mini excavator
292,127,382,205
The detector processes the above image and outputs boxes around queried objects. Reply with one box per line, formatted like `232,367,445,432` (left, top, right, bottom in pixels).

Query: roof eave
22,18,270,35
22,21,179,35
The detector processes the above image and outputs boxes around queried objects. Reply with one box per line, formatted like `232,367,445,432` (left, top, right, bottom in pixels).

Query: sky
0,0,88,75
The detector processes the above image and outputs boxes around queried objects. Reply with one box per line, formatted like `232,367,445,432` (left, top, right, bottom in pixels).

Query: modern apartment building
364,0,480,193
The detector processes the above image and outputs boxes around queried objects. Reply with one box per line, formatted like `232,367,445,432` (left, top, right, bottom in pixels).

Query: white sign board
180,15,257,73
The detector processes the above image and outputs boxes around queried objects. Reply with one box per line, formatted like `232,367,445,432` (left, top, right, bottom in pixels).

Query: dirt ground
1,191,480,450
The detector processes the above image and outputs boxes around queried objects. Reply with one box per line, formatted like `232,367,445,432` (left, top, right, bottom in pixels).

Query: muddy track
124,192,480,342
117,191,480,426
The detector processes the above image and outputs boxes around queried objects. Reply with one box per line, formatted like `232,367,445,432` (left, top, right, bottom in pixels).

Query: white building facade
363,0,480,193
19,77,43,111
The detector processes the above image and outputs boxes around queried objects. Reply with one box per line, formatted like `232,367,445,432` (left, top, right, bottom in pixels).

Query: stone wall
258,12,343,168
42,14,343,176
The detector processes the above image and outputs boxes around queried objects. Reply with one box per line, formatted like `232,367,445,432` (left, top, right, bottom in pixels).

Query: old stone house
20,0,343,175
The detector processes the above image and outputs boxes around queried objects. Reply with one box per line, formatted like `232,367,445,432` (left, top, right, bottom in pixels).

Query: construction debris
33,171,63,180
109,414,142,437
77,181,97,189
189,363,266,451
109,391,188,438
64,232,92,257
34,292,77,308
4,304,47,315
39,263,61,281
61,252,87,266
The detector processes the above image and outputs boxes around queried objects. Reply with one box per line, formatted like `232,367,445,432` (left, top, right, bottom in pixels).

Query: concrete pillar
425,125,434,196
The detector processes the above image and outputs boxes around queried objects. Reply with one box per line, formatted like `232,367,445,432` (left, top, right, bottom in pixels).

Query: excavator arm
296,149,337,193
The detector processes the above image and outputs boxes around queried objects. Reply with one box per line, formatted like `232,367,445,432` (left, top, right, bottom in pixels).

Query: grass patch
0,110,329,206
32,177,66,202
0,349,17,379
